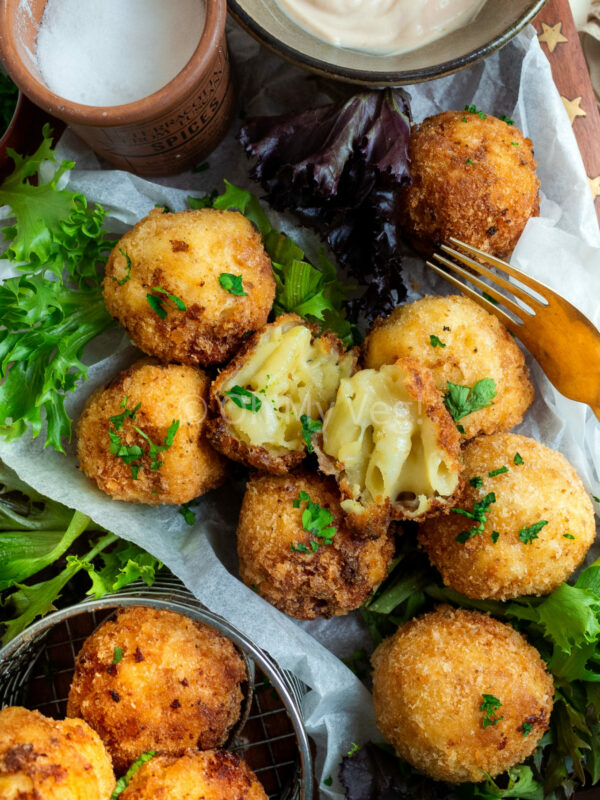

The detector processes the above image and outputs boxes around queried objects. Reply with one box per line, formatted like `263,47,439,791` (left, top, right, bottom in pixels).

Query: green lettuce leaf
0,124,111,281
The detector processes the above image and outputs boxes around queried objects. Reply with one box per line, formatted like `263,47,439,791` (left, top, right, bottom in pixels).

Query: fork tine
447,237,556,302
425,260,523,334
432,253,527,321
440,244,543,311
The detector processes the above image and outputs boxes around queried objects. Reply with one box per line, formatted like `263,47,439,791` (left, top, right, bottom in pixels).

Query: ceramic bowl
227,0,547,85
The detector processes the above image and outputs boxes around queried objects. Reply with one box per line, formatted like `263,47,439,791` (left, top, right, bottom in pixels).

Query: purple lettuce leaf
239,89,412,323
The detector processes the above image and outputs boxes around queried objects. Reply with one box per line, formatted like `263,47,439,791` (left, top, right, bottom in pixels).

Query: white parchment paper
1,22,599,799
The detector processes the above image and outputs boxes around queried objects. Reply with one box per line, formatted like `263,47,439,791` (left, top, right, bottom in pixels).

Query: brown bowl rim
0,0,226,126
226,0,547,86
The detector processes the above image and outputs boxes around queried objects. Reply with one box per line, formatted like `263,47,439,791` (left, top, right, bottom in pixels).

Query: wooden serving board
533,0,600,225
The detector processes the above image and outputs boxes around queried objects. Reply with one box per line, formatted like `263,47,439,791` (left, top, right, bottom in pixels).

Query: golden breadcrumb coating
208,313,356,474
372,606,554,784
418,433,596,600
0,706,114,800
103,208,275,366
400,110,540,257
119,750,267,800
317,358,462,537
77,358,227,505
237,471,395,619
363,295,534,439
67,607,247,775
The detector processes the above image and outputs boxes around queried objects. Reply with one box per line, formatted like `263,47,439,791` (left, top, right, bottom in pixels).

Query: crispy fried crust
208,314,356,474
120,750,268,800
399,111,540,257
372,606,554,784
418,433,596,600
0,706,115,799
66,606,247,775
317,358,462,537
77,358,228,505
237,470,395,619
103,208,275,366
363,295,534,439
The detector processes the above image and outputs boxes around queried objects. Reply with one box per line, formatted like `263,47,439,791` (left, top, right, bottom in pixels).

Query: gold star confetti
538,22,568,53
589,176,600,201
561,96,586,125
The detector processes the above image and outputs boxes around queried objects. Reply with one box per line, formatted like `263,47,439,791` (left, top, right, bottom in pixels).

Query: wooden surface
533,0,600,224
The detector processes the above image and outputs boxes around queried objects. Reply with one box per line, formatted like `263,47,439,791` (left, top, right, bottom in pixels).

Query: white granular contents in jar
35,0,206,106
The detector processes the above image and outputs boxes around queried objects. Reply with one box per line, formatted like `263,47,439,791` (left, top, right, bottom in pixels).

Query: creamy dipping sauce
275,0,486,55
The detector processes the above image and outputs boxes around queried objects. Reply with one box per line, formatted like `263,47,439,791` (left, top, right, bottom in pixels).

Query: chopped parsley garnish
522,722,532,737
488,466,508,477
465,104,487,119
109,431,143,468
300,414,322,453
291,491,337,553
444,379,497,423
348,742,361,757
219,272,247,296
500,114,514,125
110,751,157,799
130,465,140,481
491,531,500,544
457,424,466,434
192,161,209,173
430,334,446,348
179,500,198,526
112,249,132,285
109,396,141,431
291,542,310,553
469,477,483,488
480,694,503,729
563,534,575,540
146,286,186,319
593,495,600,503
452,492,496,543
514,453,524,465
133,420,180,471
482,291,499,305
113,647,123,664
466,158,474,166
224,385,262,412
511,141,520,146
519,520,548,544
323,776,333,786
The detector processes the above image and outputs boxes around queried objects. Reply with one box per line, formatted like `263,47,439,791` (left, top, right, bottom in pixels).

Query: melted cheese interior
220,321,354,454
322,365,458,517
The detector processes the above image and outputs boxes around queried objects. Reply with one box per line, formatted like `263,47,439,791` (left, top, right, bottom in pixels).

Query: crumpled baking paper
1,21,599,799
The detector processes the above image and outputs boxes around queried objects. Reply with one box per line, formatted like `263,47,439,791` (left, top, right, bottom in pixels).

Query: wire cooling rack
0,576,312,800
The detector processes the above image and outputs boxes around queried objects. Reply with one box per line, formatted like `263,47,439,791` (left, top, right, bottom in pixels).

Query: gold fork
426,237,600,422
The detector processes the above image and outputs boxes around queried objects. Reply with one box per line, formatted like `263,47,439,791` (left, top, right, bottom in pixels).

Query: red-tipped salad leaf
239,88,412,321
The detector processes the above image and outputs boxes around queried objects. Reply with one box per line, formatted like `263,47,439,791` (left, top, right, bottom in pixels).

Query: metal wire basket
0,575,313,800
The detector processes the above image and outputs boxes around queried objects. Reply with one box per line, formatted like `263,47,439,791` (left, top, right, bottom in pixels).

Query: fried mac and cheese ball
0,706,114,800
237,471,395,619
119,750,267,800
77,358,227,505
418,433,596,600
372,607,554,784
317,358,462,536
400,110,540,257
103,208,275,366
363,295,534,439
67,606,247,774
208,314,356,474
